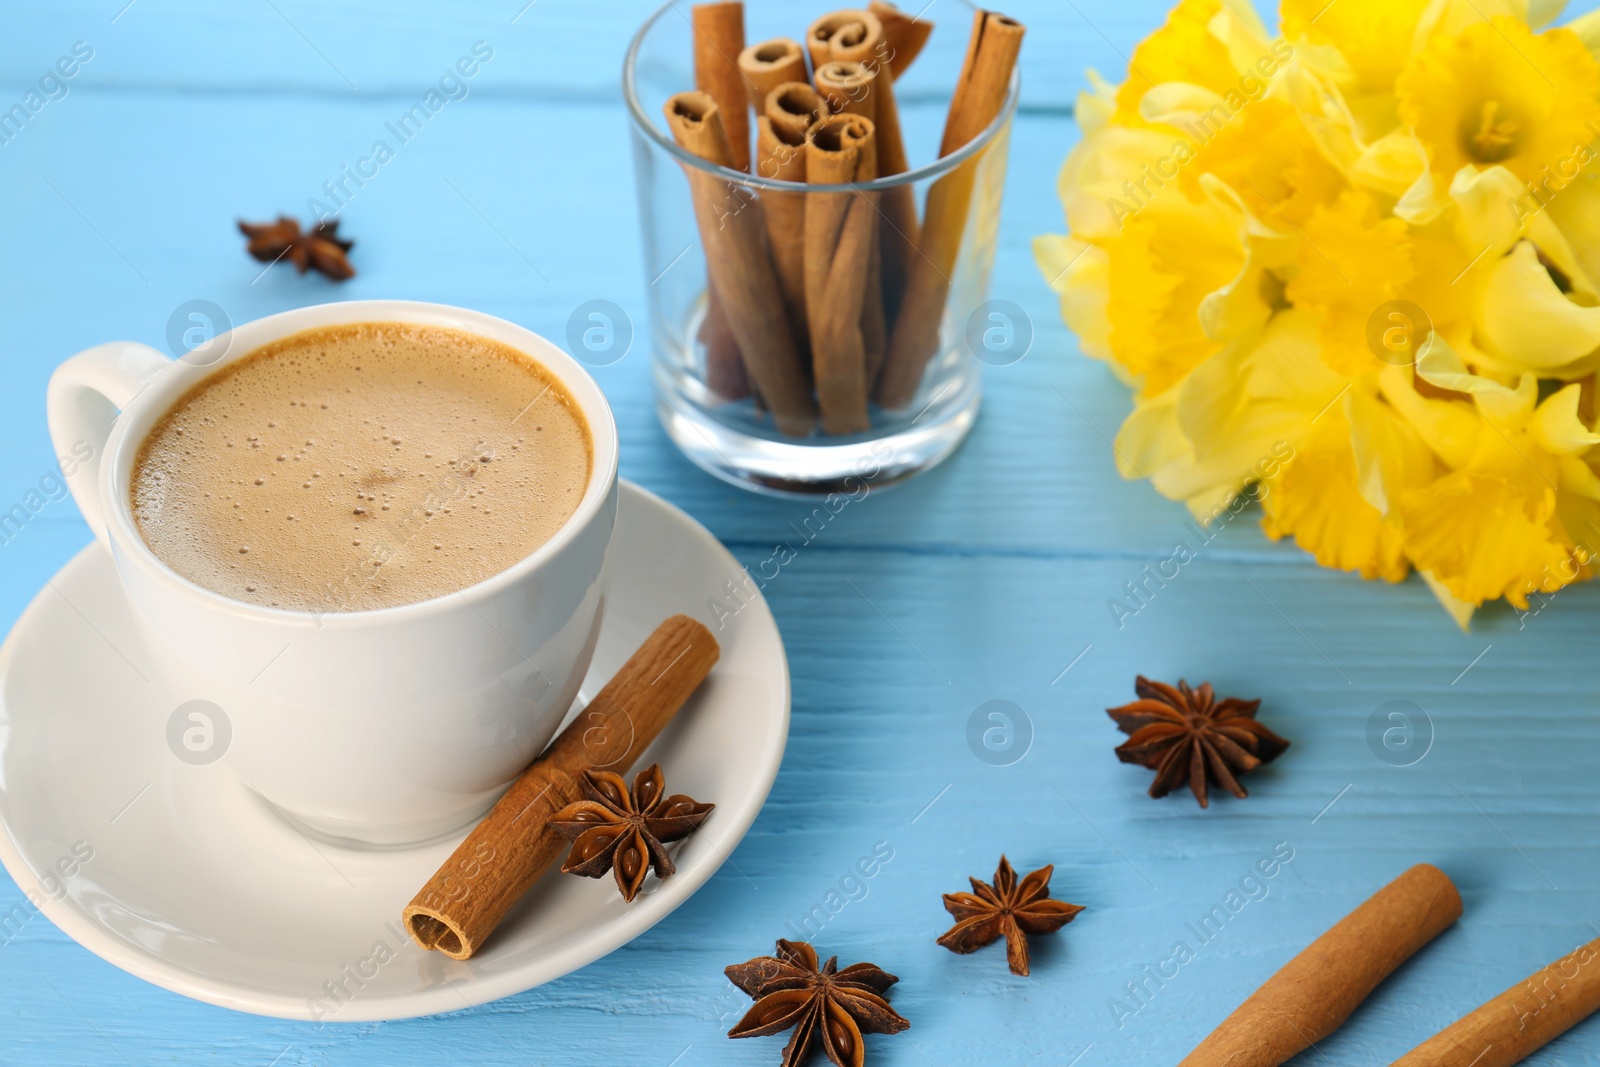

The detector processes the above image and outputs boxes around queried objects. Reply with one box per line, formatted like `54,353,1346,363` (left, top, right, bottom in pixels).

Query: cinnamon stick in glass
766,80,824,144
756,83,824,357
738,38,808,112
692,2,750,171
666,91,817,435
814,58,877,120
1178,864,1463,1067
804,9,877,72
812,10,918,358
692,3,752,401
877,10,1023,409
698,296,750,400
403,615,720,960
1387,935,1600,1066
805,114,877,434
869,0,933,78
814,60,887,385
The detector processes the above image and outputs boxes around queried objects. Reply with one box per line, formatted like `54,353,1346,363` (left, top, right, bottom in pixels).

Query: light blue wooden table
6,1,1600,1063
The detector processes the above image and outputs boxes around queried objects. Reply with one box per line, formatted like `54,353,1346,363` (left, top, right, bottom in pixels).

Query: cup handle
47,342,172,546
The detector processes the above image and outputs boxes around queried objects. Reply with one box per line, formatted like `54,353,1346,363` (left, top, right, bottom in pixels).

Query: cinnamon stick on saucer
1179,864,1463,1067
868,0,933,78
1388,934,1600,1066
666,91,818,435
757,83,825,355
805,114,878,434
403,615,720,960
878,10,1023,409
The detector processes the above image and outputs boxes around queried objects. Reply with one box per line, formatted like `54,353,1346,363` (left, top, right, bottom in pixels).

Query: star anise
547,764,714,901
1108,676,1290,808
726,939,909,1067
237,216,356,280
936,856,1083,976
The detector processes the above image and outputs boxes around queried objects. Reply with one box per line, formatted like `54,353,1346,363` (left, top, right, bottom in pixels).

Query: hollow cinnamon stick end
739,38,808,110
664,90,716,134
815,60,877,118
664,91,739,175
766,82,826,145
403,905,475,960
807,9,885,69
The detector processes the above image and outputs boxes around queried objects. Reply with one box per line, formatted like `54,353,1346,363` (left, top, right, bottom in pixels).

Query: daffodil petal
1395,158,1446,223
1569,7,1600,56
1449,164,1525,257
1529,382,1600,454
1559,453,1600,500
1528,0,1568,29
1139,81,1227,126
1259,395,1411,581
1412,332,1535,432
1399,470,1571,609
1034,236,1115,366
1350,127,1428,197
1379,363,1481,469
1543,175,1600,296
1418,569,1476,630
1115,387,1189,482
1076,69,1117,137
1474,240,1600,372
1348,386,1437,515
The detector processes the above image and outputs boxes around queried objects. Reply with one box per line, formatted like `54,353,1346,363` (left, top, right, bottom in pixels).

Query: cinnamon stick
869,0,933,78
805,114,877,434
814,59,888,385
738,38,807,112
692,2,754,400
403,615,720,960
814,58,877,119
810,11,899,174
1179,864,1463,1067
811,8,918,343
698,296,750,400
805,9,878,73
756,84,823,357
877,10,1023,409
666,91,817,435
1388,935,1600,1066
765,80,825,144
692,2,750,172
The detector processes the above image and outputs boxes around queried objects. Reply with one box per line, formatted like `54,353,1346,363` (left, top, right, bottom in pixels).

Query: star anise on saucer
237,216,356,280
936,856,1083,976
726,939,909,1067
547,764,714,902
1108,676,1290,808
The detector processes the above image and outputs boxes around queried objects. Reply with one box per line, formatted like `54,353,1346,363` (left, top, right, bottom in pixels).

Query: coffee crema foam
131,322,591,612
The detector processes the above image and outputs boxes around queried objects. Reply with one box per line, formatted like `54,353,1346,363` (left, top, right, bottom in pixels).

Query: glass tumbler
623,0,1019,495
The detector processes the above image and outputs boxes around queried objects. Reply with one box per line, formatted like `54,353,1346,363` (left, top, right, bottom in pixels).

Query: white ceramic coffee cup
47,300,619,847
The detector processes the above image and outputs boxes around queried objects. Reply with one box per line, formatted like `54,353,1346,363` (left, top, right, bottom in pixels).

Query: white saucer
0,480,788,1021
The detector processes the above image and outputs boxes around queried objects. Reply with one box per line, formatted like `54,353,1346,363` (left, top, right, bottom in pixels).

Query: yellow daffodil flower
1037,0,1600,623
